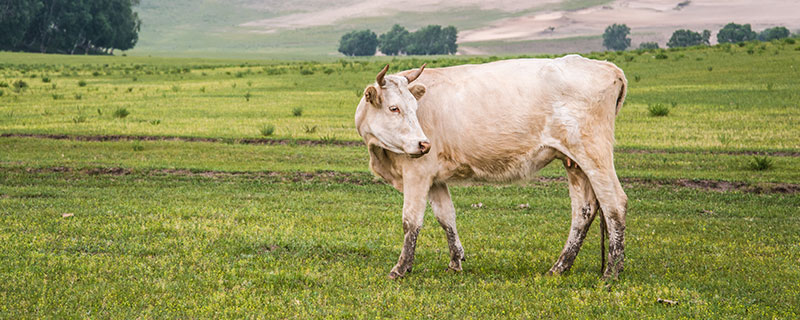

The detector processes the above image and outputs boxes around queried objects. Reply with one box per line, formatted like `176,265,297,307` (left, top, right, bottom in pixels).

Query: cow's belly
436,144,559,184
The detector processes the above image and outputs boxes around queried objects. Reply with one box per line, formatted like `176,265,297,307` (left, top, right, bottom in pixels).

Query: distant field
2,42,799,151
2,42,799,317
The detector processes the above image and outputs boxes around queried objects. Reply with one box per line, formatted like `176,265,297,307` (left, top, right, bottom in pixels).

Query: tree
338,30,378,56
406,25,458,55
717,23,757,44
759,26,790,41
638,42,659,50
667,29,710,48
0,0,140,54
0,0,43,51
378,24,409,56
602,24,630,51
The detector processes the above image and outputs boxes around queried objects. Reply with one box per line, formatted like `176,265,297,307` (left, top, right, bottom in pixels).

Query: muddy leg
389,178,431,279
583,168,627,279
548,164,598,275
429,183,465,271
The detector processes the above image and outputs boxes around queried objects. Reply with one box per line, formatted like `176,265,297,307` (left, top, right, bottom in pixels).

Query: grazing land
1,42,799,318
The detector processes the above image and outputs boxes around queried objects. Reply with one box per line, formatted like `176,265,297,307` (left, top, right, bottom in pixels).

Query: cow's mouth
409,150,430,158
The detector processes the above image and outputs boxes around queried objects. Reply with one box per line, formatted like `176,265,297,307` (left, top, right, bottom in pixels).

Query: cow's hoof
545,269,563,276
446,266,462,273
388,271,403,280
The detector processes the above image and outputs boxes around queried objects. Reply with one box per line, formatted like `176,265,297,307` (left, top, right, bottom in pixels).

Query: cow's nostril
419,141,431,154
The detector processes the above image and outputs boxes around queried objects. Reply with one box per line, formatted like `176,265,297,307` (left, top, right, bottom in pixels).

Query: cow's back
408,56,625,182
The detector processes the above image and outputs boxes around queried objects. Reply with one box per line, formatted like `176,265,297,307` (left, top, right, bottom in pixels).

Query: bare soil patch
12,166,799,194
4,133,795,157
1,133,362,147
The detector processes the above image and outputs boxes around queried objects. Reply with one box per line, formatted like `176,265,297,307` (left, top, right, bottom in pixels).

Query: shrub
150,120,161,125
319,134,337,144
112,108,130,119
0,81,8,87
260,124,275,136
667,29,710,48
292,107,303,117
132,143,144,151
92,71,101,76
785,38,796,44
303,125,318,133
639,42,659,50
299,69,314,75
748,156,773,171
78,80,87,87
647,103,669,116
244,92,252,101
171,85,180,92
0,89,4,97
74,93,82,100
72,115,86,123
41,77,51,83
12,80,28,91
655,52,668,60
265,68,285,75
51,94,64,100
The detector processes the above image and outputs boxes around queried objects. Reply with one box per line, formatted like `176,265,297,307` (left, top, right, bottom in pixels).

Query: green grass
2,43,800,317
2,42,798,151
1,169,798,318
2,137,799,184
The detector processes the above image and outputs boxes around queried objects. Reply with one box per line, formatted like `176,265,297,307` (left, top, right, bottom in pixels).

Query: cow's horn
376,64,389,87
405,63,427,83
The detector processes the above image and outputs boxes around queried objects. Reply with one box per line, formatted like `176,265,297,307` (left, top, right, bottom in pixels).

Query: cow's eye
389,106,400,113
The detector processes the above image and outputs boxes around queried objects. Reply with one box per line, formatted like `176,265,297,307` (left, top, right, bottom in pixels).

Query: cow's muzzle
410,141,431,158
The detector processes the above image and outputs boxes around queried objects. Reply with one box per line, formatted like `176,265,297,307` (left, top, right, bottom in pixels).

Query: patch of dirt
4,133,795,157
12,166,799,194
624,177,800,194
616,148,800,158
1,133,362,147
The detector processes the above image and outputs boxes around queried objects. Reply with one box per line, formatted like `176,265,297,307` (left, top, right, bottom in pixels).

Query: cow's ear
409,84,426,100
364,86,381,107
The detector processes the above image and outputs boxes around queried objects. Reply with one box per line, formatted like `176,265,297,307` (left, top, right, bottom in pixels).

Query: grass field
1,42,799,318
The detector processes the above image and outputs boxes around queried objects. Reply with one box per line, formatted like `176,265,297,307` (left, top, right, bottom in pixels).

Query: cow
354,55,628,280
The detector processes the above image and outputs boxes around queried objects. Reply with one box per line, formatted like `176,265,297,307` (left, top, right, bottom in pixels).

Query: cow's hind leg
580,158,628,279
429,183,465,271
389,177,431,279
548,162,599,275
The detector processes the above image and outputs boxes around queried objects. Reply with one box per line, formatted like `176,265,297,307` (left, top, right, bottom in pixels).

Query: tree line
338,24,458,56
0,0,141,54
603,23,795,51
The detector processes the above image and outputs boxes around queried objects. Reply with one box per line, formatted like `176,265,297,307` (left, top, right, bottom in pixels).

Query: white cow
354,56,628,279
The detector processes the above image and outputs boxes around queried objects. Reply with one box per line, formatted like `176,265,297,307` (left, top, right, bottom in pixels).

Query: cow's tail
598,205,607,275
614,69,628,116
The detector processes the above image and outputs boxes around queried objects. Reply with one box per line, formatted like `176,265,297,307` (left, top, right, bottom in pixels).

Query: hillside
129,0,800,58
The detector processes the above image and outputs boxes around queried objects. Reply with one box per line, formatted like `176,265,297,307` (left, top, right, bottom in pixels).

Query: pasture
1,41,799,318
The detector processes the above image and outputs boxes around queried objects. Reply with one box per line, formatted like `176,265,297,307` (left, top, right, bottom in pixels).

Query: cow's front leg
429,183,465,272
389,177,432,279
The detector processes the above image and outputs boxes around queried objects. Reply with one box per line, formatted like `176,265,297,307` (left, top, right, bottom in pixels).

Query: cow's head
355,64,430,157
